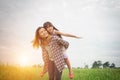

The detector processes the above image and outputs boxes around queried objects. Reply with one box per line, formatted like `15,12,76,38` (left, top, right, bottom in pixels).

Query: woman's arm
55,30,81,39
41,47,49,75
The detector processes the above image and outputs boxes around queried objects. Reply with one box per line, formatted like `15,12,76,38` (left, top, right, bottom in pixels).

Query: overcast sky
0,0,120,68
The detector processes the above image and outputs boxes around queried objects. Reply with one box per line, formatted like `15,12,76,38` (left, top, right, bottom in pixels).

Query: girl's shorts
63,53,68,58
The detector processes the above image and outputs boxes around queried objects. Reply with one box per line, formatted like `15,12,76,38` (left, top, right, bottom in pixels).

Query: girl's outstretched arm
55,30,81,39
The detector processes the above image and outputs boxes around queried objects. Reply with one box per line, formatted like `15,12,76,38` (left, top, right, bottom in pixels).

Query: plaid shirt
41,36,69,72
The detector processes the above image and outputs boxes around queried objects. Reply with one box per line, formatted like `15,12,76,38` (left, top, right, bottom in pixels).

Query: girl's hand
75,36,82,39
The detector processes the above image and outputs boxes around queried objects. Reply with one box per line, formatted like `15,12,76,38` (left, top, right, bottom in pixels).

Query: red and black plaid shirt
41,36,69,72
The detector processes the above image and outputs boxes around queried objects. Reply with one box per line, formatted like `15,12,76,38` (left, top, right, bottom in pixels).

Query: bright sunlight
18,55,29,67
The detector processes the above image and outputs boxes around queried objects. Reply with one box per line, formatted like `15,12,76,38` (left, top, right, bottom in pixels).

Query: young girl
43,21,81,79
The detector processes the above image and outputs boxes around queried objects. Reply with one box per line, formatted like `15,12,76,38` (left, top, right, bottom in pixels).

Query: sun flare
19,56,29,67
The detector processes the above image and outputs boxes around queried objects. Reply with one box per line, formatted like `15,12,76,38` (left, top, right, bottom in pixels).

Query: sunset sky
0,0,120,68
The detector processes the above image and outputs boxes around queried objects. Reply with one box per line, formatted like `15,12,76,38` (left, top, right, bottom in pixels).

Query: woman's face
46,26,54,33
39,28,48,38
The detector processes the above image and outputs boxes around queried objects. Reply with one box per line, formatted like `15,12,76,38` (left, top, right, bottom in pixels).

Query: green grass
0,65,120,80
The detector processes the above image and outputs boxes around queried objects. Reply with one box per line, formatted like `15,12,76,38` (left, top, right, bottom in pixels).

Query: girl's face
46,26,54,33
39,28,48,38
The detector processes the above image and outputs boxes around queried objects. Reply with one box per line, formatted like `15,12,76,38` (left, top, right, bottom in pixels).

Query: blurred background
0,0,120,68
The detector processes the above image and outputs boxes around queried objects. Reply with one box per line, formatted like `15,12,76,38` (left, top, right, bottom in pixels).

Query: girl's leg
64,58,72,73
64,58,74,79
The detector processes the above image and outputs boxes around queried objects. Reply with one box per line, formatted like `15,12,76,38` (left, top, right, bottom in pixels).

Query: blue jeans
48,60,62,80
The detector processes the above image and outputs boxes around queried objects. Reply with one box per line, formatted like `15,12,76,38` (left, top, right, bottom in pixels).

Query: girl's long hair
43,21,62,38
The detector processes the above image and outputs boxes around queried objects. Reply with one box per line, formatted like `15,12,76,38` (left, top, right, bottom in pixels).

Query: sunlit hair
43,21,62,38
32,27,43,48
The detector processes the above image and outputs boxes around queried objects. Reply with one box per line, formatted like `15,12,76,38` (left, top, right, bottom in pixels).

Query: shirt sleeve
41,47,49,73
52,36,69,49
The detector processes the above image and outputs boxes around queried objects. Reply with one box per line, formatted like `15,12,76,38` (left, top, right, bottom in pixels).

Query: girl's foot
69,73,74,79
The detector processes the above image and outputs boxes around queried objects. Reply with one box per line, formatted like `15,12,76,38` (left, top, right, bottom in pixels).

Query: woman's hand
40,71,45,77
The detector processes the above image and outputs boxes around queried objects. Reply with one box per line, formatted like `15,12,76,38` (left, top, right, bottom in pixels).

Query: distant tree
77,67,81,69
92,61,98,68
103,61,110,68
110,63,116,68
84,64,89,69
97,60,102,68
92,60,102,68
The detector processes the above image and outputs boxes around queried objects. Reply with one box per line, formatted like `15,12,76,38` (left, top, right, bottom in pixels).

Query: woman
32,27,69,80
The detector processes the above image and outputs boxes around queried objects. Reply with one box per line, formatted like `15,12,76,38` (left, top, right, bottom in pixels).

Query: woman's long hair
43,21,62,38
32,27,43,48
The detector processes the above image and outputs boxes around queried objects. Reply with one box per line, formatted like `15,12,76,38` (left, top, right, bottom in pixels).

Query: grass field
0,65,120,80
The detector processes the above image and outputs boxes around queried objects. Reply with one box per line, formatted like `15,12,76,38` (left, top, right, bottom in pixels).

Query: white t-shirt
44,46,54,61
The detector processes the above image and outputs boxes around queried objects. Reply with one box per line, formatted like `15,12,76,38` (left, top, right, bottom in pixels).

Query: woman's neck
42,35,51,46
